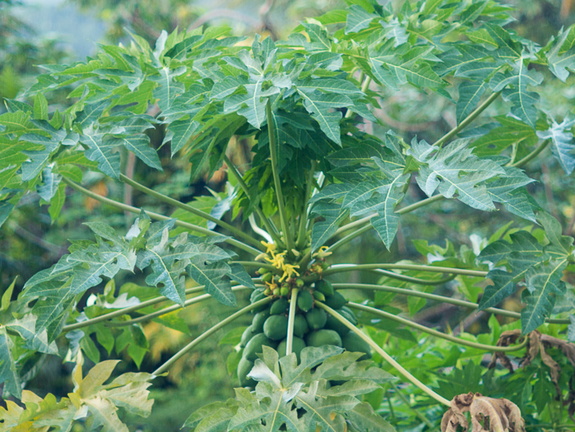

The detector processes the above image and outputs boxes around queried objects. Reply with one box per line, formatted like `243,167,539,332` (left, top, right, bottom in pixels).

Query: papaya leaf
537,116,575,175
0,327,21,398
546,25,575,82
409,139,505,211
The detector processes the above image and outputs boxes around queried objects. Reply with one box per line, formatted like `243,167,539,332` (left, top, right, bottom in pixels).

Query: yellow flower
279,263,300,282
265,251,286,269
261,241,277,254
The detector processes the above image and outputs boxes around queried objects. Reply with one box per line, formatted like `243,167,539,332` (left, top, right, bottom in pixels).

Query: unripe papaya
270,297,289,315
240,325,257,347
250,289,269,312
243,333,276,361
313,291,326,302
340,306,358,325
305,308,327,330
315,279,334,296
325,291,347,309
297,290,314,312
293,314,309,338
325,312,349,336
277,337,306,360
237,356,256,387
252,311,269,333
342,331,371,360
263,314,288,341
280,285,290,296
306,329,342,347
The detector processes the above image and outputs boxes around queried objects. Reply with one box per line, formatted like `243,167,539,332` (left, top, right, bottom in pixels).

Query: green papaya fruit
342,331,372,360
340,306,358,325
263,314,288,341
325,312,350,336
313,291,326,301
252,311,270,333
277,337,306,360
240,325,257,347
243,333,276,361
306,329,342,347
325,291,347,309
305,308,327,330
315,279,334,296
250,289,268,312
270,297,289,315
293,314,309,338
297,290,314,312
237,356,256,387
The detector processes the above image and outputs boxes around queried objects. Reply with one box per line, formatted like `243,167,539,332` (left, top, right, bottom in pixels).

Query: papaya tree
1,0,575,430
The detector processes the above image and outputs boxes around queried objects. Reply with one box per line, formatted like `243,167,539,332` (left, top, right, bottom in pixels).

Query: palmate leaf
471,116,538,156
310,202,348,252
0,327,21,398
66,360,153,432
492,57,543,128
546,25,575,82
6,314,57,355
485,166,537,222
345,4,377,34
346,402,396,432
409,139,504,211
537,116,575,175
189,346,395,431
456,80,488,124
79,130,122,179
228,386,306,431
478,213,573,331
479,230,545,309
521,261,568,333
369,173,410,250
105,135,162,171
152,66,186,112
224,81,280,129
296,91,352,144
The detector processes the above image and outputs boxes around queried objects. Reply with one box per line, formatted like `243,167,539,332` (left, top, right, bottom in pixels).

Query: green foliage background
1,0,575,431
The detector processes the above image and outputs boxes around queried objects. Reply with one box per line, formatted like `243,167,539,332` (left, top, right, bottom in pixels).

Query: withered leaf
441,392,525,432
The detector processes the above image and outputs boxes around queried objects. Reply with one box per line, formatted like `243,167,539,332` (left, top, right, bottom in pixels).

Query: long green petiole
375,269,455,285
223,154,283,247
266,102,294,251
286,288,299,355
316,301,451,406
433,91,501,148
510,139,550,168
119,174,264,250
62,178,262,256
333,283,570,324
153,296,273,376
348,302,528,352
296,161,316,249
324,263,487,278
107,286,252,327
62,285,207,332
328,195,444,251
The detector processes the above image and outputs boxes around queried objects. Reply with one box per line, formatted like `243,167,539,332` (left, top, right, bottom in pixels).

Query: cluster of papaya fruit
237,279,371,387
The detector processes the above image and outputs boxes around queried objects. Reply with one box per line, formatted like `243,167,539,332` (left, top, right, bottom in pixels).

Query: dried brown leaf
488,330,522,372
441,393,525,432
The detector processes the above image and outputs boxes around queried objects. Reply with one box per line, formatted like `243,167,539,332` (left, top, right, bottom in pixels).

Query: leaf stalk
62,177,261,256
348,302,528,352
266,101,294,251
119,174,263,250
316,301,451,406
153,296,273,376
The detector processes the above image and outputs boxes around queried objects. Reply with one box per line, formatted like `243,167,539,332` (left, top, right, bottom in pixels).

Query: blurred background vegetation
1,0,575,430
